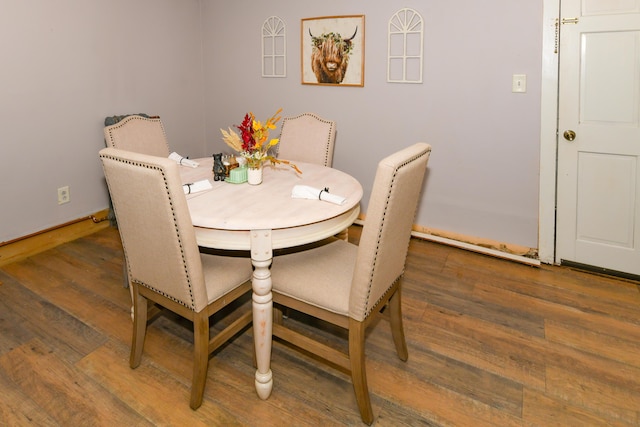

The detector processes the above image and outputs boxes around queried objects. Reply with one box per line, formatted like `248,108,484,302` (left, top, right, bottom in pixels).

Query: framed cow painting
301,15,365,87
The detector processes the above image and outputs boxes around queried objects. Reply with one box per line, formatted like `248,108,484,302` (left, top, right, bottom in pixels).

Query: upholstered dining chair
99,147,253,410
277,112,336,167
103,115,172,288
103,114,170,157
269,142,432,424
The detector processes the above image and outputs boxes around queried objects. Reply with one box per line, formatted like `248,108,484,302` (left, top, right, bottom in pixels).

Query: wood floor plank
407,271,547,338
207,343,327,426
268,341,368,424
442,249,640,325
365,355,523,427
533,322,640,401
0,369,59,426
1,226,639,425
545,316,640,368
17,246,129,309
209,336,353,426
95,307,353,425
470,279,609,328
76,340,241,427
415,295,640,424
522,387,631,427
538,264,640,300
79,226,124,252
0,338,150,426
413,304,547,389
0,270,106,363
2,254,134,346
59,227,123,264
0,277,35,356
55,243,131,306
374,400,440,426
545,365,640,425
366,319,523,417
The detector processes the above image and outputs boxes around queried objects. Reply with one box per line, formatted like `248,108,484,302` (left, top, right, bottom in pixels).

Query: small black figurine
212,153,226,181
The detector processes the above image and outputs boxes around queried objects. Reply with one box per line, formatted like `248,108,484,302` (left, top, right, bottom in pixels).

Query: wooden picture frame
301,15,365,87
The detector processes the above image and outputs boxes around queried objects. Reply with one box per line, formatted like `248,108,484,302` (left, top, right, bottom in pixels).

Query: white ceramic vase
247,166,263,185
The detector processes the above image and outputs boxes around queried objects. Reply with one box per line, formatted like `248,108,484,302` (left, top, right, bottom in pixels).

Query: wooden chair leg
129,283,148,369
349,319,374,425
190,311,210,410
122,257,129,288
388,286,408,361
273,305,284,325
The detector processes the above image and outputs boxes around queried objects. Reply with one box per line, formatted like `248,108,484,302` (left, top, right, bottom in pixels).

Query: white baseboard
353,218,541,267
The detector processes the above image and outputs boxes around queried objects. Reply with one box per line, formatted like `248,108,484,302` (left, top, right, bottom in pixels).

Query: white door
556,0,640,276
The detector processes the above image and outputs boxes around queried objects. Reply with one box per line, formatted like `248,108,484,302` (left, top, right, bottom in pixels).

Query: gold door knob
563,130,576,141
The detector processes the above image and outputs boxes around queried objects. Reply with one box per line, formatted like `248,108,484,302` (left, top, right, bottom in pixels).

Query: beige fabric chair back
349,143,431,321
103,115,171,157
99,147,208,312
277,112,336,167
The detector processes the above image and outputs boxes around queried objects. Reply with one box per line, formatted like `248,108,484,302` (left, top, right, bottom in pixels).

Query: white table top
179,157,363,250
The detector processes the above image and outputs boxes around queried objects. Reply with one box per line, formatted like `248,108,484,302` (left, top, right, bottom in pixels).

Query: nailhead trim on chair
101,153,197,311
280,113,335,167
104,115,170,154
361,147,432,318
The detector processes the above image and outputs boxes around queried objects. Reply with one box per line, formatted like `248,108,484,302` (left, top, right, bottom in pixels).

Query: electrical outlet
58,186,70,205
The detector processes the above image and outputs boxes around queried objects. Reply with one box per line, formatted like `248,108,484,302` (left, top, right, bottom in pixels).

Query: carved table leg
250,229,273,400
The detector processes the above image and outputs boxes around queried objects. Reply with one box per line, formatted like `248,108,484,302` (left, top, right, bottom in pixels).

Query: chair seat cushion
271,239,357,316
201,254,253,302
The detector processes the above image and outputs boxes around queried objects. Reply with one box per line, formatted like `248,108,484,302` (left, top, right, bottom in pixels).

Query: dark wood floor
1,225,639,426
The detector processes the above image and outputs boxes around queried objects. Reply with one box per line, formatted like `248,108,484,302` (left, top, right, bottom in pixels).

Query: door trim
539,0,561,264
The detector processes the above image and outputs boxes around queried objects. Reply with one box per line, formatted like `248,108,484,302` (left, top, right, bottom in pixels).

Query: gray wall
202,0,543,248
1,0,543,250
0,0,205,242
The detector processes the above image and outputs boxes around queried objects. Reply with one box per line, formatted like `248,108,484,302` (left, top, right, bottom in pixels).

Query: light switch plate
512,74,527,93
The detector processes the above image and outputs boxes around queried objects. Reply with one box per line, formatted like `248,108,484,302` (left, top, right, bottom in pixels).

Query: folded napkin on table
169,152,199,168
183,179,212,195
291,185,346,206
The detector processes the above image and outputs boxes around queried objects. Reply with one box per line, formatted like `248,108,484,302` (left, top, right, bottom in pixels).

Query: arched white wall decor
387,8,424,83
262,16,286,77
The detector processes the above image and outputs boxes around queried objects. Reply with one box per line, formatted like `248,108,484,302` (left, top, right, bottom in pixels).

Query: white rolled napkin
183,179,212,195
169,152,199,168
291,185,346,206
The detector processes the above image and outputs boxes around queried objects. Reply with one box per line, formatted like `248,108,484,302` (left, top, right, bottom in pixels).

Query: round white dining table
179,157,363,400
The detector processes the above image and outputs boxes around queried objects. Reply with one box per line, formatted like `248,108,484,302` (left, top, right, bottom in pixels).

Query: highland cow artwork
301,15,365,87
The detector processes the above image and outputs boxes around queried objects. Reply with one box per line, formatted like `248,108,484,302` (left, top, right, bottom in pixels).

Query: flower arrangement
220,108,300,173
311,32,354,56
